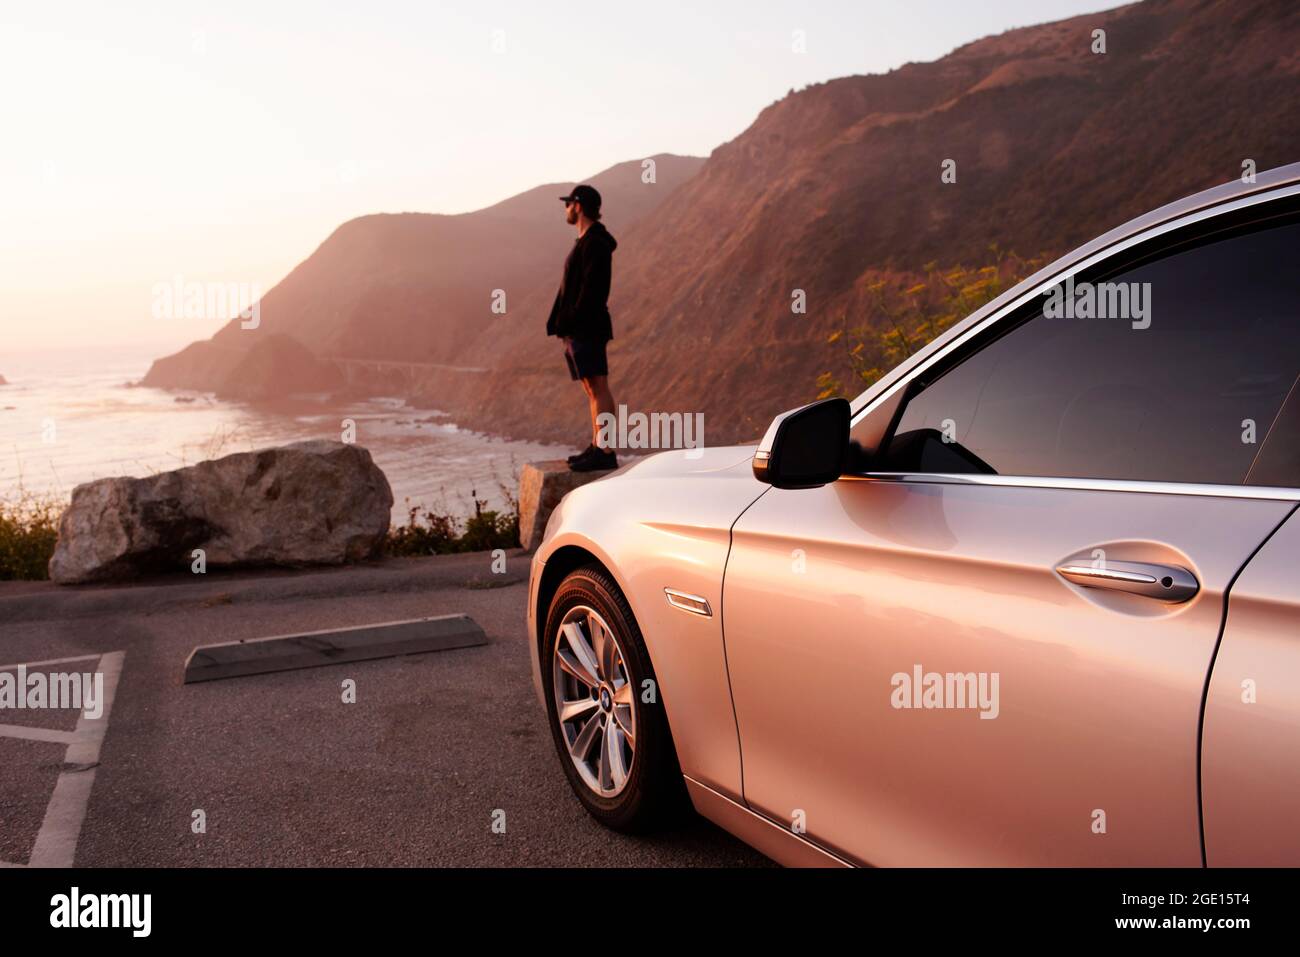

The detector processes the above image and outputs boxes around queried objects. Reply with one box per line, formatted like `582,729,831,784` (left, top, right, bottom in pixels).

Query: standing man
547,184,619,472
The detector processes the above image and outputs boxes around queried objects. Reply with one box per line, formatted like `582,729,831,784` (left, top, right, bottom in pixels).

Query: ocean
0,347,572,525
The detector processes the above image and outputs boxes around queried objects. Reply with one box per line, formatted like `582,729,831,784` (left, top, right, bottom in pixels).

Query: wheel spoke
570,711,602,763
613,704,636,747
559,696,599,724
557,648,597,689
560,621,600,685
604,719,629,791
612,681,633,706
595,719,610,789
590,614,617,682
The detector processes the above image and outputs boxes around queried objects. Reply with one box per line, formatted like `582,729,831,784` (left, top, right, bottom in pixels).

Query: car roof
852,161,1300,415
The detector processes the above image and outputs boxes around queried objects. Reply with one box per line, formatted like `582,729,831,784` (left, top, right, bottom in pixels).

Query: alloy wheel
551,604,637,797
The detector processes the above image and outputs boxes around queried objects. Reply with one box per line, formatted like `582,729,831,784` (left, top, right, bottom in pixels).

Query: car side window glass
877,218,1300,486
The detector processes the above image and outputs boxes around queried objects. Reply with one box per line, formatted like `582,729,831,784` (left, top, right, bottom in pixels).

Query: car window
875,217,1300,486
1245,374,1300,486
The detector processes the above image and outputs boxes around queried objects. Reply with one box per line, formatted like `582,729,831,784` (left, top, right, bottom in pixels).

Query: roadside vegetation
383,491,520,557
817,247,1046,398
0,490,520,581
0,493,61,581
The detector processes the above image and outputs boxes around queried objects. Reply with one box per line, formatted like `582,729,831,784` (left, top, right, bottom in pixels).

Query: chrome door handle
1056,560,1199,603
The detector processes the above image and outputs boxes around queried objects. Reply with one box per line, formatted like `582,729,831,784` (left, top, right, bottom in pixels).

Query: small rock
518,459,611,552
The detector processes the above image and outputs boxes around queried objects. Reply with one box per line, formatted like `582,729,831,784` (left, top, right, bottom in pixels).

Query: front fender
527,447,765,801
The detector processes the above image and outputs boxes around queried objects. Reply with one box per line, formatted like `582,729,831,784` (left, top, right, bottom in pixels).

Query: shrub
384,490,520,557
0,494,62,581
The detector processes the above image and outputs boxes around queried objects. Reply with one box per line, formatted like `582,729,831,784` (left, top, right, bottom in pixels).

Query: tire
542,565,687,832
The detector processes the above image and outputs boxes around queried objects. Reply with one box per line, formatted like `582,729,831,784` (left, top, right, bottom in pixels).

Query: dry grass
817,248,1046,398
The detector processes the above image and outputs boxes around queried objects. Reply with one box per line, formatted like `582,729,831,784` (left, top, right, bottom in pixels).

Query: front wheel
542,565,686,832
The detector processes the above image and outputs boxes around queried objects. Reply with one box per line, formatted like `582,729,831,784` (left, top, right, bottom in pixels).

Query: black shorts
563,337,609,381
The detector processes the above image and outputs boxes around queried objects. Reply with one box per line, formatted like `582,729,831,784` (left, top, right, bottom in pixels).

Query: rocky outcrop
141,339,247,393
49,440,393,584
215,334,344,400
142,334,343,400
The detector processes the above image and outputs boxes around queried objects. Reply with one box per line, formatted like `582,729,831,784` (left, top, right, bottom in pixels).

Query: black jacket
546,222,617,341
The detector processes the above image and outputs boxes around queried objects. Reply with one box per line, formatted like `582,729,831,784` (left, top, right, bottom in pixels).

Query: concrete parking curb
0,551,529,625
182,614,488,683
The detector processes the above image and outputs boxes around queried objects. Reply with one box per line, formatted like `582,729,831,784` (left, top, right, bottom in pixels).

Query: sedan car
527,162,1300,867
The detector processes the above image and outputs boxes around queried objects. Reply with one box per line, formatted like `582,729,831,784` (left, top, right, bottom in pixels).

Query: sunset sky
0,0,1116,355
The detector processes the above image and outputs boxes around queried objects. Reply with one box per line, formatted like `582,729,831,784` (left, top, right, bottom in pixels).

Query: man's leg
575,376,594,446
578,377,594,446
585,375,615,449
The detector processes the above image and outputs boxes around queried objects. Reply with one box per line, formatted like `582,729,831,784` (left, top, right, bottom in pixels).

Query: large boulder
49,440,393,584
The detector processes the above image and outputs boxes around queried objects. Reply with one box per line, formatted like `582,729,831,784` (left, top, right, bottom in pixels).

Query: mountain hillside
442,0,1300,444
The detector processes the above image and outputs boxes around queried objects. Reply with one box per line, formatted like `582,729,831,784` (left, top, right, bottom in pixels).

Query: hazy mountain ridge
144,153,706,390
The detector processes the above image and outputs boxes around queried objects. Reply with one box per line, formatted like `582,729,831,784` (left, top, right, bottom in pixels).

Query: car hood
615,444,759,480
538,444,767,555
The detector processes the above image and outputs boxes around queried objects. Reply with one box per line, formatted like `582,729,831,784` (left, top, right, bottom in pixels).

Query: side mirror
752,398,850,489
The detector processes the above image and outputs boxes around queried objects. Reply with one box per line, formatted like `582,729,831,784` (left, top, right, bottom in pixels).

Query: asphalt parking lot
0,552,770,867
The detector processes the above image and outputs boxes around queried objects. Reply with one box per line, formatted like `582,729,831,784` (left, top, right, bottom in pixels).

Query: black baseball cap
559,184,601,212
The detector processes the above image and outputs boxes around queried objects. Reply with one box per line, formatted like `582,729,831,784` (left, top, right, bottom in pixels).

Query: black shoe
567,445,600,470
570,446,618,472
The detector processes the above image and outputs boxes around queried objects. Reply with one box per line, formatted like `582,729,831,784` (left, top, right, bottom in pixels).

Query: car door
722,198,1300,866
1202,410,1300,865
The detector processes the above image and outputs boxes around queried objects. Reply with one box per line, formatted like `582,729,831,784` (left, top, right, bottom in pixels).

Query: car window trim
845,472,1300,502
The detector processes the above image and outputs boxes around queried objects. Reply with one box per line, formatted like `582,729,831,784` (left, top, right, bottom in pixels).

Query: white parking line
0,653,101,673
0,724,77,745
0,651,125,868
